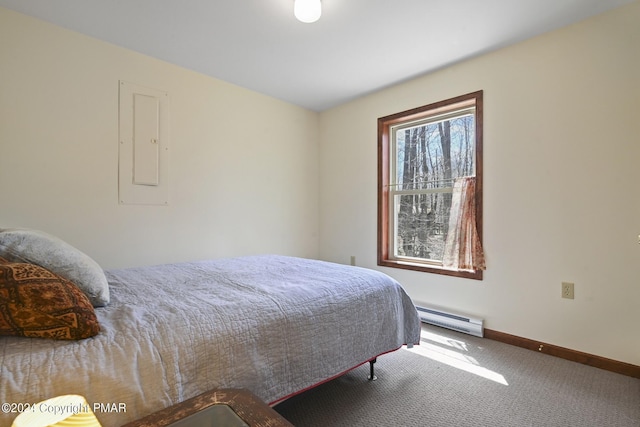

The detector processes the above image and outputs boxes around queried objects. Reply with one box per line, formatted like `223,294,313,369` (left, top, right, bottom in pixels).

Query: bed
0,230,421,427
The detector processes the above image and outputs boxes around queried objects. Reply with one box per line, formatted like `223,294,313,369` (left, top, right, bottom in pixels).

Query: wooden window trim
377,91,483,279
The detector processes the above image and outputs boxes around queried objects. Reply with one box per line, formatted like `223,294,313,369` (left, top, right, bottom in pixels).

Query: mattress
0,255,420,426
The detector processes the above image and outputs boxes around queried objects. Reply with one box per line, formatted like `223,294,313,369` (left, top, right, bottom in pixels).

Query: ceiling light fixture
294,0,322,23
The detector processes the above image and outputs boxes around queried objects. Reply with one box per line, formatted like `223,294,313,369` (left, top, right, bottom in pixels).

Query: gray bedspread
0,255,420,426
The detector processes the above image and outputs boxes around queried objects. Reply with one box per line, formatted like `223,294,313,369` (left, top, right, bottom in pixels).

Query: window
378,91,484,279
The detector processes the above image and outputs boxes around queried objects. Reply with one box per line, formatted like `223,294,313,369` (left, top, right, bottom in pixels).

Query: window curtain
443,177,486,271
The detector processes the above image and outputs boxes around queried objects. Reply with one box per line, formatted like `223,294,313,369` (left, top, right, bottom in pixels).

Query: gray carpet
274,325,640,427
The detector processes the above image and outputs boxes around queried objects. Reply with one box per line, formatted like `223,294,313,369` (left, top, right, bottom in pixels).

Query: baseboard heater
416,306,484,338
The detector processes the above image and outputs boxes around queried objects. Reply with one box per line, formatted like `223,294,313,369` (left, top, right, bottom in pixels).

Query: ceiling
0,0,633,111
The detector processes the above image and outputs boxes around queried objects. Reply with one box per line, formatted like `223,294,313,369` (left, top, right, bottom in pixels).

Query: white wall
0,7,320,269
319,2,640,365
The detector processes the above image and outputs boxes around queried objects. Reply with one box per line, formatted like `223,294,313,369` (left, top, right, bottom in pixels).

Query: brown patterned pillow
0,257,100,340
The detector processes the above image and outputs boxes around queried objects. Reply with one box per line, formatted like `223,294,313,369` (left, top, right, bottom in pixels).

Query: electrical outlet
561,282,574,299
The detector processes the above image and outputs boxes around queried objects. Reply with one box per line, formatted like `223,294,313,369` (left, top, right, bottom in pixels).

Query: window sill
378,259,483,280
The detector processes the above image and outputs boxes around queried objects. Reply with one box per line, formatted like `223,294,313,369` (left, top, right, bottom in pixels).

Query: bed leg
368,358,377,381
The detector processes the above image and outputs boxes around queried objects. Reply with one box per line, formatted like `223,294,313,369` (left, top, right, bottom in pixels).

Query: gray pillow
0,228,109,307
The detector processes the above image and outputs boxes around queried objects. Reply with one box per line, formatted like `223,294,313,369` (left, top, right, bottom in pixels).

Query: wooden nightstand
121,388,294,427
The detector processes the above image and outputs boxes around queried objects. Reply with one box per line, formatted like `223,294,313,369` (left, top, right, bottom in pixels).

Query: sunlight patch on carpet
406,330,509,385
